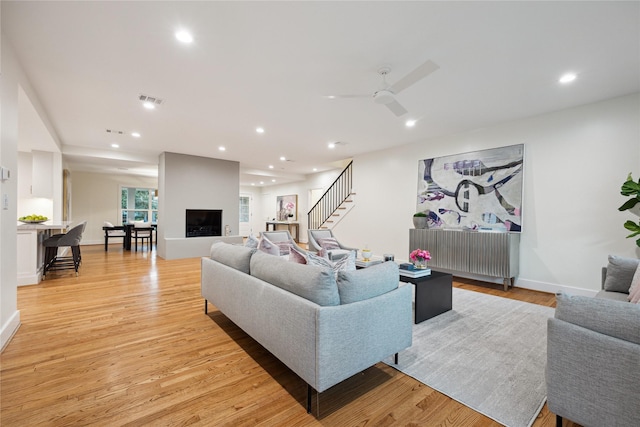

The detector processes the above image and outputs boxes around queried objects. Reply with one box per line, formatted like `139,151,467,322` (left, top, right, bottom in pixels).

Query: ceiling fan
327,59,440,117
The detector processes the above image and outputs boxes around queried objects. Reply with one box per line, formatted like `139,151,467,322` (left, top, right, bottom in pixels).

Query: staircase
308,161,355,230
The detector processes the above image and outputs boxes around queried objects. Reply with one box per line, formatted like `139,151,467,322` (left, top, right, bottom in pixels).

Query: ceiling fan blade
385,100,408,117
390,59,439,94
323,94,369,99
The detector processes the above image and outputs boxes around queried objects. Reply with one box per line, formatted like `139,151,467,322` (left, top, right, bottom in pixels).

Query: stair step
332,213,340,217
337,207,347,210
325,220,334,223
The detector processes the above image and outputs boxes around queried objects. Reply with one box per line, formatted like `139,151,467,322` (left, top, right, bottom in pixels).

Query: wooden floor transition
1,244,580,426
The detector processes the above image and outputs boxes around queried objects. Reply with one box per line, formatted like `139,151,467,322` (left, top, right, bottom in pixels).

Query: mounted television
185,209,222,238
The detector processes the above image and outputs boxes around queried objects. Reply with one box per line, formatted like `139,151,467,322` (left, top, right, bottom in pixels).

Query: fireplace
185,209,222,238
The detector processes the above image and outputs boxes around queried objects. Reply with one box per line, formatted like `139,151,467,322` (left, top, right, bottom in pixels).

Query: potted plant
413,211,429,229
619,173,640,247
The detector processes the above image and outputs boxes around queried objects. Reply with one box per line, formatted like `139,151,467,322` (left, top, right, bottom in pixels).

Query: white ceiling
3,1,639,186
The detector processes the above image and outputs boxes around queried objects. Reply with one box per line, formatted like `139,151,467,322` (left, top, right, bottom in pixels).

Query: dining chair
103,221,126,251
133,221,153,251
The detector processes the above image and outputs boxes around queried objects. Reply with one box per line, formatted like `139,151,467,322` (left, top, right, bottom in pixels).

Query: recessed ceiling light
131,132,141,138
251,183,255,186
259,181,264,185
175,30,193,44
256,127,265,134
219,146,226,151
143,101,156,110
313,168,318,172
328,142,336,149
327,95,336,99
268,165,274,169
271,179,276,182
405,119,416,127
279,156,286,161
111,143,119,148
559,72,577,84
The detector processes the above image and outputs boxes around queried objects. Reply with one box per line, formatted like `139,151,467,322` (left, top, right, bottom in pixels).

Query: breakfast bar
17,221,71,285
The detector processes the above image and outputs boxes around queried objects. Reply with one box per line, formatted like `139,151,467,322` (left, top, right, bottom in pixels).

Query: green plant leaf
636,237,640,248
618,197,640,211
623,220,640,233
620,178,640,196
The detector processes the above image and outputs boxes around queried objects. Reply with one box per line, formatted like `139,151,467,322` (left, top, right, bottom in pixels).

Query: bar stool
43,221,87,278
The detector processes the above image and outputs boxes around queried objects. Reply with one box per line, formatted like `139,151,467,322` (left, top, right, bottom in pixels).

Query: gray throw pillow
209,242,256,274
250,251,340,306
336,261,399,304
603,255,640,293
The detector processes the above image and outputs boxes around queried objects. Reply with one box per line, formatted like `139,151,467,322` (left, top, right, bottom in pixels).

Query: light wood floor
1,245,580,426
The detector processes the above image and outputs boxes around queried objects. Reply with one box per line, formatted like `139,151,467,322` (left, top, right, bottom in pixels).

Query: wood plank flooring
1,245,580,426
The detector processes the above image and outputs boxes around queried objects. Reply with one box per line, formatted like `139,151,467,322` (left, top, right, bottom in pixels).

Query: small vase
413,259,427,269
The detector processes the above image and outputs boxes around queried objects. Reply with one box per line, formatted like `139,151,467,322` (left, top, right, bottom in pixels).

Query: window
121,187,158,224
239,196,250,223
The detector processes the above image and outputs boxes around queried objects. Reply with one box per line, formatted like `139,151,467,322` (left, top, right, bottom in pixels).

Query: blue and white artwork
417,144,524,232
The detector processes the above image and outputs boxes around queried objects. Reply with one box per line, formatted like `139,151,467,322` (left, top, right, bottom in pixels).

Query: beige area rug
384,287,555,427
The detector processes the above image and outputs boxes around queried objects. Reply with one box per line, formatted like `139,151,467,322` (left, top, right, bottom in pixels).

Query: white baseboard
514,278,598,297
1,310,21,352
434,268,599,297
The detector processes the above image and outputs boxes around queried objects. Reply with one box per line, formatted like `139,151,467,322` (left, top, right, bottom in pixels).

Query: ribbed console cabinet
409,229,520,291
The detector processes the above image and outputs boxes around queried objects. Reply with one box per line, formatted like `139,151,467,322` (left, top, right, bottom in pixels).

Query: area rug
383,287,555,427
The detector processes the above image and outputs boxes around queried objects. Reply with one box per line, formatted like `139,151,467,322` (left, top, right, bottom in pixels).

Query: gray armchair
307,229,357,260
546,292,640,427
260,230,306,253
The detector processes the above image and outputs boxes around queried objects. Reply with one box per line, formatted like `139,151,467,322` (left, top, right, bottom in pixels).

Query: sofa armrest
315,284,413,392
547,318,640,426
555,292,640,345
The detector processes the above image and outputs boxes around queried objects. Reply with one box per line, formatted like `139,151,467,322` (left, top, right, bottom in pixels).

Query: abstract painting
276,194,297,221
417,144,524,232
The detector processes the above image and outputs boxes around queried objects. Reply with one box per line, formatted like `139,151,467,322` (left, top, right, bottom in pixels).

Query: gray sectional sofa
201,242,413,413
547,256,640,426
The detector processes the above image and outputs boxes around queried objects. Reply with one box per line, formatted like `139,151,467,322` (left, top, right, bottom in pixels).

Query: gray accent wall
158,152,239,260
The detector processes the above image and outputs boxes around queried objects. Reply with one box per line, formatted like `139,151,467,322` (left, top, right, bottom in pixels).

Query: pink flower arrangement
285,202,295,211
409,248,431,262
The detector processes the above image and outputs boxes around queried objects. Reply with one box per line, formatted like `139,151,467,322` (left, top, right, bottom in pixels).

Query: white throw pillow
257,235,280,256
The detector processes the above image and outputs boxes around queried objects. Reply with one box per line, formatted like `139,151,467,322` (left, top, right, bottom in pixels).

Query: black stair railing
307,161,353,230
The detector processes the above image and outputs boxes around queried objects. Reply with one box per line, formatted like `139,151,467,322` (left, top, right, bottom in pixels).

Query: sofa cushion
603,255,639,293
337,261,399,304
595,290,630,302
628,264,640,303
250,250,340,306
209,242,256,274
257,235,280,256
555,292,640,345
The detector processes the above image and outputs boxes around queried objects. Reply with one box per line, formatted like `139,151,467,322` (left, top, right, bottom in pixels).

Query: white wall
1,35,63,350
158,152,239,259
333,93,640,295
71,171,158,245
258,169,343,243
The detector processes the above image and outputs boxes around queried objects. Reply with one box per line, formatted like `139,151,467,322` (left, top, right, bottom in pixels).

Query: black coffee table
399,270,453,323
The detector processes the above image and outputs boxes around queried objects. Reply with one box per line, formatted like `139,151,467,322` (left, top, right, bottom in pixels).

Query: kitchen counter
17,221,72,230
17,221,72,285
